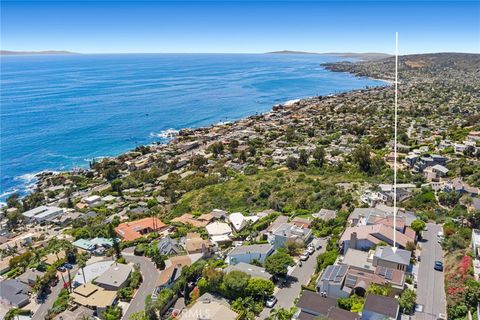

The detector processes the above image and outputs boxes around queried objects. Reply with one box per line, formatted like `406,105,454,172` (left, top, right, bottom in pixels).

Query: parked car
306,246,315,255
300,252,309,261
64,263,73,270
57,266,66,272
265,296,277,308
434,261,443,271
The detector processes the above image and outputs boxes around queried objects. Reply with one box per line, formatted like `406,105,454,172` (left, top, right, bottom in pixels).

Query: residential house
171,213,210,228
339,248,374,271
82,195,103,208
94,263,132,291
0,279,31,308
362,294,399,320
445,178,479,197
156,255,194,290
340,225,415,253
295,290,359,320
228,212,246,231
226,243,274,265
157,236,181,255
72,239,97,252
184,233,213,257
316,264,350,298
312,209,337,221
224,262,272,280
0,256,12,274
70,283,117,315
22,206,63,223
18,268,45,286
268,223,312,249
472,229,480,259
205,221,233,244
291,217,312,229
42,251,66,265
209,209,228,220
178,293,238,320
412,154,447,173
115,217,167,242
53,306,95,320
373,246,411,272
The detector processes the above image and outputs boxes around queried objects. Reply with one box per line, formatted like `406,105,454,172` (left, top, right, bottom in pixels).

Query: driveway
32,267,78,320
415,223,447,320
258,238,328,319
122,249,160,320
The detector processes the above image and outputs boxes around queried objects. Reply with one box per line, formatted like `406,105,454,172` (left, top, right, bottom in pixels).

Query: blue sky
1,1,479,53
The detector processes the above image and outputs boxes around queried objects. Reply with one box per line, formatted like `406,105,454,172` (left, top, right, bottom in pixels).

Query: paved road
33,267,78,320
258,238,328,319
415,223,447,320
122,250,160,320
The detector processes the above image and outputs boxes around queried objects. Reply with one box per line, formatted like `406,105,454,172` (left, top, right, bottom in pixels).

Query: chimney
350,232,358,250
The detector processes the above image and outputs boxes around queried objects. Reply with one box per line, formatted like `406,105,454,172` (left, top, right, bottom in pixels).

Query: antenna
393,32,398,253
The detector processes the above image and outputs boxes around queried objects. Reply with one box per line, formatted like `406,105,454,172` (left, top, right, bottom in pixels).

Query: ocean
0,53,385,201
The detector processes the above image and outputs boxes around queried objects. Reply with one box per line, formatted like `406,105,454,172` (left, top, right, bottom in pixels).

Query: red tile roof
115,217,166,241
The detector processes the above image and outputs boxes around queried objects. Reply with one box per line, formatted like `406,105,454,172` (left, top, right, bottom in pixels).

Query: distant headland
0,50,78,55
267,50,392,60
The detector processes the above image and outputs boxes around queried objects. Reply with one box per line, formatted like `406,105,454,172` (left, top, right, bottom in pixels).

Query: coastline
0,61,391,205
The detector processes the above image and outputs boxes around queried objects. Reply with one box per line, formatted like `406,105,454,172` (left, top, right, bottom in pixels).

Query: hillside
0,50,77,55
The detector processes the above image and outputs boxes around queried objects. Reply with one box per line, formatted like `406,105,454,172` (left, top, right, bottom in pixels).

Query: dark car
434,261,443,271
64,263,73,270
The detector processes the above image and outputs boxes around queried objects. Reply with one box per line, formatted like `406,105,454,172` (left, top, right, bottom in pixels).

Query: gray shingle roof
374,246,411,266
228,243,274,256
363,294,399,318
0,279,30,307
224,262,272,280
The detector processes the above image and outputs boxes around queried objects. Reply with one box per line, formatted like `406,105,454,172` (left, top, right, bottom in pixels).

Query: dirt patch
404,60,428,68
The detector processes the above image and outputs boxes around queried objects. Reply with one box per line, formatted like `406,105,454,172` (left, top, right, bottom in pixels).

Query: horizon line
2,50,480,55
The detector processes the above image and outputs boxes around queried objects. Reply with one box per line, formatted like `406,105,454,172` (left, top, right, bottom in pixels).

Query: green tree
101,305,123,320
312,146,326,167
77,253,88,285
246,277,274,300
410,219,426,236
352,145,372,173
267,307,297,320
151,251,166,270
398,288,417,315
298,150,309,166
265,251,294,277
223,270,250,299
284,239,303,255
201,265,224,294
286,156,299,170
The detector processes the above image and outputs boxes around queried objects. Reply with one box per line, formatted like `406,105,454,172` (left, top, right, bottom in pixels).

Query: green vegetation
398,288,417,315
338,294,364,312
265,250,295,277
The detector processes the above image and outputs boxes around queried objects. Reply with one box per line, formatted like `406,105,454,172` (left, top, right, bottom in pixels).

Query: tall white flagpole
393,32,399,252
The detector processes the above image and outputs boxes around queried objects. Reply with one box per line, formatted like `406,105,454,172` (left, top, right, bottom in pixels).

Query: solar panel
345,275,357,287
322,266,334,280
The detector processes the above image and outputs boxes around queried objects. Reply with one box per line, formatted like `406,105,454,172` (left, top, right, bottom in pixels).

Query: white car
300,252,309,261
265,296,277,308
306,246,315,255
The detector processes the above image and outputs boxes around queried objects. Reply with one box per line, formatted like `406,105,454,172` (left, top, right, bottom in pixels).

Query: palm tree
108,224,122,259
268,307,297,320
77,253,87,285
